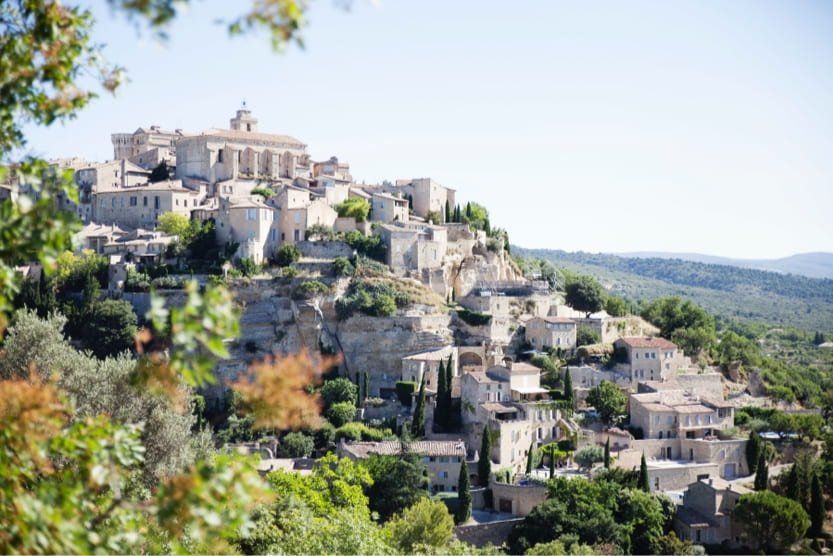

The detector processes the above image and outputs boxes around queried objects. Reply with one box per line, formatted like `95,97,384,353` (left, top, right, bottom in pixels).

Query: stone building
270,185,338,244
524,316,577,352
401,346,458,395
629,387,736,441
376,222,448,273
614,336,688,382
215,196,279,264
111,125,190,168
93,179,203,228
337,439,467,493
371,191,409,223
73,160,150,223
674,477,749,546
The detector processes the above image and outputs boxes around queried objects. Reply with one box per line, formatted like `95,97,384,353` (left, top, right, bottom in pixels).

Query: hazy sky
23,1,833,258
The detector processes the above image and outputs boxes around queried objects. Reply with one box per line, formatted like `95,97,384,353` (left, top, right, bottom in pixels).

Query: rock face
449,248,525,298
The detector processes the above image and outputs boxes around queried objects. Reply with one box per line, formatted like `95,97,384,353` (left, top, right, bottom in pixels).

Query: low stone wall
454,518,523,549
297,240,354,260
489,481,548,516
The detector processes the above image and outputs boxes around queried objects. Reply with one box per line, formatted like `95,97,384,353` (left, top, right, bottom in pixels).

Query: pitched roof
341,440,466,459
533,316,576,325
198,127,306,147
617,336,677,349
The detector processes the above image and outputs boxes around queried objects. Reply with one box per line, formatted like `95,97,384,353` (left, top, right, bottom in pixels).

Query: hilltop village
4,108,829,553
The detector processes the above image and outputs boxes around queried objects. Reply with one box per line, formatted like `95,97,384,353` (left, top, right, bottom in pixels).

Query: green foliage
362,452,429,522
321,377,358,409
754,452,769,490
335,278,409,319
335,198,370,222
156,212,191,239
734,490,810,552
334,422,393,442
456,460,472,524
564,274,605,317
716,330,761,372
332,256,355,277
342,231,386,262
638,453,650,493
385,498,454,552
586,382,626,425
81,298,138,358
461,202,489,231
411,375,426,437
250,186,274,198
574,445,604,469
395,380,417,407
456,307,493,326
54,250,108,292
604,295,630,317
292,279,330,300
478,425,492,486
237,256,261,277
576,325,601,347
326,401,357,427
746,431,762,474
809,471,824,537
279,431,314,458
641,296,716,355
274,243,301,267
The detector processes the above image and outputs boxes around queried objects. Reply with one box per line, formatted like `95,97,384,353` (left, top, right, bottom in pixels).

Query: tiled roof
533,316,576,325
341,440,465,458
481,402,518,414
617,336,677,349
198,127,306,147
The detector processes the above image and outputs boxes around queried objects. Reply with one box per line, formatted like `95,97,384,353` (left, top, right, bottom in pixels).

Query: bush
335,279,410,320
574,445,604,469
395,381,418,407
342,231,385,262
371,294,397,317
576,325,601,346
292,280,330,300
320,378,358,409
456,308,492,326
250,186,274,198
332,257,354,277
326,401,357,427
124,270,151,292
279,431,314,458
81,299,138,358
304,224,335,241
274,244,301,267
334,422,392,442
237,257,261,277
150,275,185,289
335,198,370,222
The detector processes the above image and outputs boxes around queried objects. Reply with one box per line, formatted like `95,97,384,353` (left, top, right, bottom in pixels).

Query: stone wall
296,240,354,260
454,518,523,549
489,481,548,516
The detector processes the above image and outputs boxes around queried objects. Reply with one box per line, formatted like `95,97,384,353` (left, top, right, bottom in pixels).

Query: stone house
111,125,190,167
674,477,750,546
525,316,577,353
337,439,467,493
629,388,736,441
312,156,351,182
376,222,448,273
460,359,563,473
614,336,687,382
93,179,203,228
216,196,279,264
268,184,338,244
100,228,176,264
73,160,150,223
371,191,409,223
409,177,456,221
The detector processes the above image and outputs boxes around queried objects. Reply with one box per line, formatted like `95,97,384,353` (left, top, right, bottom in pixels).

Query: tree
82,299,138,358
326,401,356,427
754,451,769,490
149,160,170,182
445,200,452,223
275,243,301,267
385,498,454,552
281,431,314,458
362,371,370,402
747,431,762,474
574,445,604,469
456,460,472,524
640,297,716,355
563,369,574,407
321,377,358,410
157,212,192,239
411,374,426,437
638,453,650,492
335,198,370,222
734,491,810,552
564,274,605,318
526,442,536,474
435,359,448,430
363,453,428,522
604,438,611,469
604,295,629,317
576,324,601,347
478,426,492,486
809,471,825,537
586,381,626,425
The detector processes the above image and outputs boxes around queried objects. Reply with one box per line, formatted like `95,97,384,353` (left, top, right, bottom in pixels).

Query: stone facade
674,477,749,546
614,336,688,382
525,316,577,352
93,180,203,228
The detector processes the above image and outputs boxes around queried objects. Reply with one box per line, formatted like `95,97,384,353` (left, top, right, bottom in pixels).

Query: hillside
619,251,833,279
513,247,833,332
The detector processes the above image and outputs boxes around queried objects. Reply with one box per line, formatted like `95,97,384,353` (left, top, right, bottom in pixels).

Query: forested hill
513,247,833,331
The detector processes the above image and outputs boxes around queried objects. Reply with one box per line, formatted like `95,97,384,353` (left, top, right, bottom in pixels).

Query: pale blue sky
24,1,833,258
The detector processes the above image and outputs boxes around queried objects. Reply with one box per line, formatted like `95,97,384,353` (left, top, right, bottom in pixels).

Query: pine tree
456,459,472,524
810,471,825,537
563,369,574,407
747,431,762,473
435,360,448,430
445,200,452,223
754,452,769,490
638,452,650,492
411,374,426,437
604,437,611,469
478,426,491,486
526,442,535,474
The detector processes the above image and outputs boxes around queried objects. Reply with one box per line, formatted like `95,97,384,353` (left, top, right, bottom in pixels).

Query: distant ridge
617,251,833,279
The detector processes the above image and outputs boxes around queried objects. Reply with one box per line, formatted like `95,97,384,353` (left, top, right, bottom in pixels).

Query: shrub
320,378,358,409
574,445,604,469
279,431,314,458
304,223,335,241
292,280,330,300
456,308,492,326
250,186,274,198
332,256,354,277
124,270,151,292
335,198,370,222
237,257,261,277
395,381,418,407
371,294,397,317
342,231,385,262
326,401,357,427
334,422,392,442
274,244,301,267
576,325,601,346
150,275,185,289
335,279,410,320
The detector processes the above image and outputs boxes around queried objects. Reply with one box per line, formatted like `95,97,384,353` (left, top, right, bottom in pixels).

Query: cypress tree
754,452,769,490
40,274,56,316
363,371,370,402
478,426,492,486
435,360,448,430
604,437,611,469
746,431,762,473
563,370,574,407
411,374,426,437
526,442,535,474
445,200,452,223
785,463,799,501
445,355,453,393
810,472,825,537
483,216,491,235
638,452,650,492
456,459,472,524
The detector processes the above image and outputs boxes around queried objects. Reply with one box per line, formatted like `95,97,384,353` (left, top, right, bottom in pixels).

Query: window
294,212,301,224
217,149,224,163
143,197,148,207
129,196,137,206
294,229,300,241
154,196,160,209
246,209,257,221
111,198,116,208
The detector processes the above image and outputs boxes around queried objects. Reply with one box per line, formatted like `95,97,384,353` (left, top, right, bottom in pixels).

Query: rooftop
617,336,677,349
341,440,466,458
